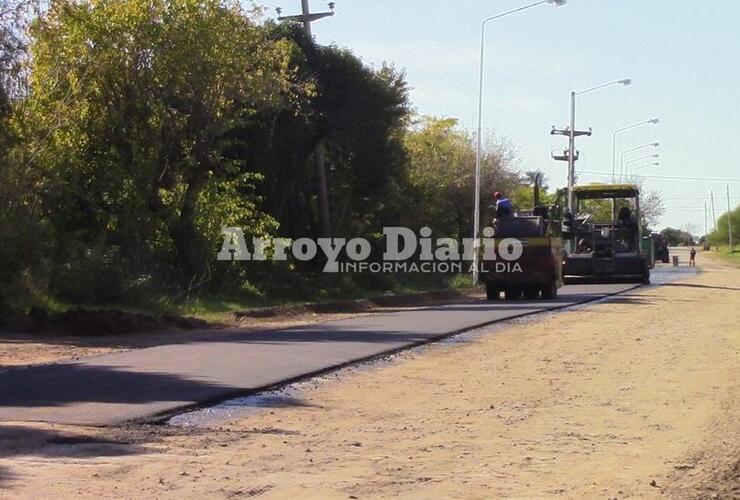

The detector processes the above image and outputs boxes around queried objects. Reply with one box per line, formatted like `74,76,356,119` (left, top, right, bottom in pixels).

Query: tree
26,0,301,295
403,116,519,240
708,205,740,248
639,188,664,229
236,23,411,241
0,0,47,314
660,227,695,246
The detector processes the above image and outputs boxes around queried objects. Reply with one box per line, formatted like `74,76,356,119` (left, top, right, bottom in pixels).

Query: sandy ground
1,249,738,499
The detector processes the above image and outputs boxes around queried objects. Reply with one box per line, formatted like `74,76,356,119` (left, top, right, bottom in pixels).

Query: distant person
493,192,514,218
690,247,697,266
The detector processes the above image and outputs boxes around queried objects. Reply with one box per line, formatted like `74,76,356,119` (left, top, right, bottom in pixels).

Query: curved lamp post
620,142,659,181
611,118,659,181
567,78,632,213
624,154,660,178
472,0,567,285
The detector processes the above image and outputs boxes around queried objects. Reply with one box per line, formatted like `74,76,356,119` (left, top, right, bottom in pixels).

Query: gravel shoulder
0,249,738,499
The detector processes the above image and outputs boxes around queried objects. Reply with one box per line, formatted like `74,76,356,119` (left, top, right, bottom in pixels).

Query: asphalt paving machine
561,184,651,284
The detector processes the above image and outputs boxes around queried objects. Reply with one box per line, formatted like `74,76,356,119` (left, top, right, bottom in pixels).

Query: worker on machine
618,206,637,251
493,192,514,219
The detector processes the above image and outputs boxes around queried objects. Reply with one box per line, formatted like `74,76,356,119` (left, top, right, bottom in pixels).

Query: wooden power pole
278,1,335,238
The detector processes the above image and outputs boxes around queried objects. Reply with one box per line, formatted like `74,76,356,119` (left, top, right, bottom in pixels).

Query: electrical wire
578,170,740,183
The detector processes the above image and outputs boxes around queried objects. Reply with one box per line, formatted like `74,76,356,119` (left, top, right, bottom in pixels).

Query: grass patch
706,245,740,267
38,272,474,324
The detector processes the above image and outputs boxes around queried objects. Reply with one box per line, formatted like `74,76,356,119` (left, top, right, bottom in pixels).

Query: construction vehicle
641,235,655,269
481,176,564,300
651,232,670,263
562,184,651,284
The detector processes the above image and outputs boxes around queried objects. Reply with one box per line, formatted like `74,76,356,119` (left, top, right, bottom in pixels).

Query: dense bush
0,0,531,315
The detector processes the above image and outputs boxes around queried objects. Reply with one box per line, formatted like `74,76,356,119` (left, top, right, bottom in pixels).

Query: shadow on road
0,464,15,487
0,364,238,407
661,283,740,292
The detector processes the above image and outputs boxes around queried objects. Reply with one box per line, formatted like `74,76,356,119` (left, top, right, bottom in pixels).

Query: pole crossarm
551,127,591,137
279,12,334,22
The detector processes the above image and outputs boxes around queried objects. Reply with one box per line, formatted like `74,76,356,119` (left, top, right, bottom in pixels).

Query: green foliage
404,116,519,239
661,227,696,246
707,205,740,247
0,2,539,317
240,23,411,240
23,0,298,297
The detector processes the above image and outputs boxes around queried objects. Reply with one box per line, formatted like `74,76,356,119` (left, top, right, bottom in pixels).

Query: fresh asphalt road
0,283,638,425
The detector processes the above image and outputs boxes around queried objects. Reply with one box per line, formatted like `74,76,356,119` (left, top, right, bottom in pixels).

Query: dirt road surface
1,249,738,498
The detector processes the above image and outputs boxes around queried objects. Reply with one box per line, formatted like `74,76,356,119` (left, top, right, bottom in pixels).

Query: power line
376,0,559,96
579,170,740,183
338,9,548,130
661,196,740,200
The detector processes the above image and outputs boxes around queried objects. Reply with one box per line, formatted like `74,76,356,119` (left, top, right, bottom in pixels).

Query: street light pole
711,190,718,251
728,185,734,252
619,142,659,181
624,154,660,178
567,78,631,214
611,118,659,182
472,0,566,285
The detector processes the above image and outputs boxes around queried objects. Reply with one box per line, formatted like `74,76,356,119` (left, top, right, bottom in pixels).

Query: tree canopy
0,0,642,315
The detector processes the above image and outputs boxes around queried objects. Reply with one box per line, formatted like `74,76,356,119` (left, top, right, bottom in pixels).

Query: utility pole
711,190,718,251
277,1,335,238
552,118,592,215
551,123,591,213
278,0,335,37
704,200,708,250
568,92,576,212
551,124,589,255
728,185,734,252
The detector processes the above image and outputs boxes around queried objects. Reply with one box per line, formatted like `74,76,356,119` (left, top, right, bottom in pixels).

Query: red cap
494,192,502,199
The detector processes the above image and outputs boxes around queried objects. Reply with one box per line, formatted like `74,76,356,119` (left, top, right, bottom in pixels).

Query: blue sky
258,0,740,234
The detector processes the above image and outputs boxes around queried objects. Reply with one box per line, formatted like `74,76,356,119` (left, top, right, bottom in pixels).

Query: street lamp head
649,118,659,125
547,0,567,6
619,79,632,86
650,142,660,147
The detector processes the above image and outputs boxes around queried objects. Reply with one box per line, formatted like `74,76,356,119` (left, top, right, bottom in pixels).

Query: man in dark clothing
690,247,697,266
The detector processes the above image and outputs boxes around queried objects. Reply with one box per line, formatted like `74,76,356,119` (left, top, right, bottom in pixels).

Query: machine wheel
541,281,558,299
504,287,522,300
523,286,540,300
485,284,500,300
642,269,651,284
